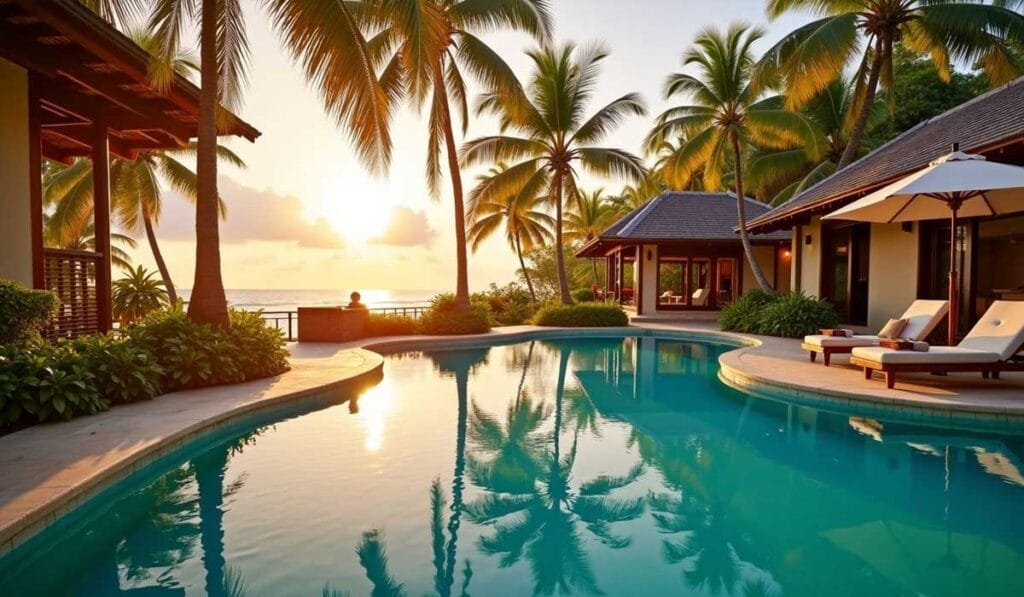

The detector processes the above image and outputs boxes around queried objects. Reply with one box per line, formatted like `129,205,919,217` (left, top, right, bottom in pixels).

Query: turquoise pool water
3,336,1024,596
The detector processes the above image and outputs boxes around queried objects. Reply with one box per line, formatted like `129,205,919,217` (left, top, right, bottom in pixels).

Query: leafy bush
129,308,289,392
718,291,839,338
0,279,59,344
419,293,491,335
718,289,777,333
113,265,169,326
756,292,840,338
571,288,596,302
69,335,162,404
532,302,629,327
365,313,419,337
0,342,107,427
474,283,537,326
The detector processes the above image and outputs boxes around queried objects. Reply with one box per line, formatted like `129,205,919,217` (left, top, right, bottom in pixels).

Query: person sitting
346,291,367,309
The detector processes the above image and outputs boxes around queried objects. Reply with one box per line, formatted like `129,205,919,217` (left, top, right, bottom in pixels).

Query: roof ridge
618,192,668,236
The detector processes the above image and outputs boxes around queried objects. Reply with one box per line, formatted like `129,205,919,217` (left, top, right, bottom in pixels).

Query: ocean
177,288,439,312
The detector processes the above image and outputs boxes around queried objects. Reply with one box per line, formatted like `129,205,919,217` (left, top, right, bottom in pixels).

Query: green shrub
756,292,840,338
365,313,419,337
113,265,169,326
532,302,629,327
571,288,596,302
0,280,59,344
0,343,108,427
419,293,491,335
129,308,290,392
69,335,162,404
474,283,537,326
718,289,777,333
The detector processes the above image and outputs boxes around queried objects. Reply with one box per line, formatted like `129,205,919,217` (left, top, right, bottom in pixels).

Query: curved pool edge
0,347,384,559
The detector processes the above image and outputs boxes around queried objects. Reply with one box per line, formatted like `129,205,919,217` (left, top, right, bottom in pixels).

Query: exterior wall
799,216,823,297
639,244,658,314
866,222,920,330
741,245,777,295
0,58,32,285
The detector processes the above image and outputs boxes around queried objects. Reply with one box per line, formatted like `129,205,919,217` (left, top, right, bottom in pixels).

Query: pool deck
1,322,1023,557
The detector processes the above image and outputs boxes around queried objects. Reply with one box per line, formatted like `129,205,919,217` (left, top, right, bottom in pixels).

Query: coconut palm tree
366,0,553,312
113,265,170,326
564,188,615,286
467,165,554,303
759,0,1024,170
462,43,648,305
145,0,395,326
747,77,885,206
43,217,136,271
645,24,820,291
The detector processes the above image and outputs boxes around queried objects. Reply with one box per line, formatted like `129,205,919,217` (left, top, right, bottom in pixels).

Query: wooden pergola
0,0,259,336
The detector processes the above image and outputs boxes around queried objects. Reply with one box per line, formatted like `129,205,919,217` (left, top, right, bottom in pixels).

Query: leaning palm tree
759,0,1024,170
467,165,554,303
645,24,820,291
564,188,615,286
145,0,395,326
367,0,553,311
462,43,648,304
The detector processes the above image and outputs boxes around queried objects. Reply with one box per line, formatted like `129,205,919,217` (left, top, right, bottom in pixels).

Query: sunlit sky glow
132,1,809,292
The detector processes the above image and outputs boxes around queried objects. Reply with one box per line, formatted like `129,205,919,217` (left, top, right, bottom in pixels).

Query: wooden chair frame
851,341,1024,389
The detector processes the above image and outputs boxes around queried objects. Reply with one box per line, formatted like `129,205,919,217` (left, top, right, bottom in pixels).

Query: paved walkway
2,322,1023,556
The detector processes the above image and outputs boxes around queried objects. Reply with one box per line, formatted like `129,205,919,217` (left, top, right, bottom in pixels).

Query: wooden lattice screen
43,248,101,340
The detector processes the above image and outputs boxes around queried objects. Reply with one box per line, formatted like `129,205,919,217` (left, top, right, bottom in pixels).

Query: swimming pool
2,335,1024,596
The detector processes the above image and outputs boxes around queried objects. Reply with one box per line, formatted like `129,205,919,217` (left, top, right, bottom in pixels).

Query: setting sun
318,174,392,244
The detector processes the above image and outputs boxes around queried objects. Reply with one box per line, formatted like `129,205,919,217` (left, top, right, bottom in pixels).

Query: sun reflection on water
355,380,396,453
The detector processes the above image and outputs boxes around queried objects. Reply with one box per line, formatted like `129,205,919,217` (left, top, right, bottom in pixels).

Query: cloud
155,176,345,249
369,206,436,247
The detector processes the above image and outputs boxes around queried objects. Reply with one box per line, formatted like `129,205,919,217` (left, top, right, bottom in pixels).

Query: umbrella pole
948,203,960,346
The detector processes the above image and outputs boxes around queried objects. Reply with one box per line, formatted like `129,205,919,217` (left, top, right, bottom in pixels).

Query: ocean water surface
3,336,1024,596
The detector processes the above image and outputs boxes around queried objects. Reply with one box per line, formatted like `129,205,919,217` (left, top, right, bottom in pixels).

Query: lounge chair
802,300,949,366
851,301,1024,389
692,288,709,307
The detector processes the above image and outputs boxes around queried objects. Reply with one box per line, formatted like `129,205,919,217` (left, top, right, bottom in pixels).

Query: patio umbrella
823,146,1024,345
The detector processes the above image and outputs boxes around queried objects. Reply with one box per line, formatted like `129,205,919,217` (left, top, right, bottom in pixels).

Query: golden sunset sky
132,0,807,292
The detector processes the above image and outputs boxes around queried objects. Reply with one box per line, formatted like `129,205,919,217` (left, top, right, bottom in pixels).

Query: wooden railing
43,248,102,340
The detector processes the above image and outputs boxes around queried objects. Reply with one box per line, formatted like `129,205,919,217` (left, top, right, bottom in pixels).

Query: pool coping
2,322,1023,560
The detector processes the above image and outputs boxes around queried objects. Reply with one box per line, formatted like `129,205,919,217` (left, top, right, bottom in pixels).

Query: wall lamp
804,234,813,246
901,222,913,233
646,249,653,261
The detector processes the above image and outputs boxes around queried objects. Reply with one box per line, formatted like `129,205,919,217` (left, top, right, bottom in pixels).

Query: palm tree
462,43,648,305
645,24,820,291
759,0,1024,170
564,188,615,286
145,0,395,326
747,77,885,206
113,265,170,326
43,217,136,271
609,174,665,216
367,0,553,311
467,165,554,303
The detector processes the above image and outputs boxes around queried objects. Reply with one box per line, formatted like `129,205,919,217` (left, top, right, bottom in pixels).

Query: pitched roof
576,192,789,257
747,76,1024,233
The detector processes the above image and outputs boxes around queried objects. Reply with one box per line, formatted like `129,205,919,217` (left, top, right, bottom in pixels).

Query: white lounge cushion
958,300,1024,361
900,300,950,341
852,346,1000,365
804,334,880,348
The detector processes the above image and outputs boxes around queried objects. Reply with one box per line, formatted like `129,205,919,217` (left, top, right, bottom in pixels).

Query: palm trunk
837,36,886,171
441,365,470,597
437,84,471,311
514,232,537,302
731,136,773,291
187,0,229,326
553,172,573,305
195,447,228,596
143,214,177,303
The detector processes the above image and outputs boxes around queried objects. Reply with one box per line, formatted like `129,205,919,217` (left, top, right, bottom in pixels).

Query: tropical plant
759,0,1024,170
610,173,664,216
0,280,59,345
462,42,648,305
564,188,615,285
748,77,885,206
367,0,553,312
645,24,819,291
43,214,136,272
419,293,491,335
468,165,554,302
112,265,170,326
531,303,629,327
144,0,396,326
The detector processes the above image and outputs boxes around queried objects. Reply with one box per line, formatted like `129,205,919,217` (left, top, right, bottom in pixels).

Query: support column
636,245,644,315
92,119,113,333
604,256,613,301
617,250,625,305
28,75,44,289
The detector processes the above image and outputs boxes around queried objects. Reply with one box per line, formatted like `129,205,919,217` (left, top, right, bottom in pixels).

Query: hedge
531,303,629,327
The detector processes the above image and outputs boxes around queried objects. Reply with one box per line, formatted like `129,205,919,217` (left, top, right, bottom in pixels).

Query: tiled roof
748,76,1024,232
599,192,790,241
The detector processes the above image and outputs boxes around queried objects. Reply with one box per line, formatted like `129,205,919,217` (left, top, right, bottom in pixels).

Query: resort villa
0,0,257,336
747,79,1024,335
577,191,790,315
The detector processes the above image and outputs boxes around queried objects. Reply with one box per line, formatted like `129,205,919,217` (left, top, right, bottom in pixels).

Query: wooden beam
29,74,44,289
44,124,139,160
92,119,113,333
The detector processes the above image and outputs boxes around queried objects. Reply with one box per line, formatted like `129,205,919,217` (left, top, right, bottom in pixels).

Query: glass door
691,259,711,307
657,258,687,308
716,258,736,305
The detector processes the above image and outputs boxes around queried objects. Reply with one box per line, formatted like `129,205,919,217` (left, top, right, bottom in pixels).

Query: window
717,258,736,305
658,259,687,306
691,259,710,306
